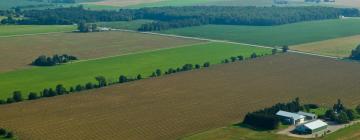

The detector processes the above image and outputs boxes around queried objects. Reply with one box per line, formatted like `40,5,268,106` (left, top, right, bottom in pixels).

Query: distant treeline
1,6,359,31
32,54,78,66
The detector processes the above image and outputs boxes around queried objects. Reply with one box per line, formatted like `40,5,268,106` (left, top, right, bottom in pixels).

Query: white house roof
304,120,328,130
298,111,317,117
276,110,305,120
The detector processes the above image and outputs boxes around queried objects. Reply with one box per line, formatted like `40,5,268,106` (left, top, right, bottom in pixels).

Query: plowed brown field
1,53,360,140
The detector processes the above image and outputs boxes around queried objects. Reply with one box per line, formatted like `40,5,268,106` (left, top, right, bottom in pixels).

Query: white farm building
276,110,305,125
296,120,328,134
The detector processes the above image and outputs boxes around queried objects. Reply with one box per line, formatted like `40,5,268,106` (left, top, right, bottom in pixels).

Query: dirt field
291,35,360,58
1,53,360,140
0,31,201,73
83,0,164,7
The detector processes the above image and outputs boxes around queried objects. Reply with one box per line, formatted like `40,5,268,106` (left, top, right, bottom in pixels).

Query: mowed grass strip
2,54,360,140
0,42,270,99
0,31,201,73
0,25,76,37
181,126,300,140
160,19,360,46
291,35,360,58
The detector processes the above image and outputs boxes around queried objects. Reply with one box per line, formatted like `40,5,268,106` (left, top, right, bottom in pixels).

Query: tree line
0,51,272,106
1,6,359,31
32,54,78,66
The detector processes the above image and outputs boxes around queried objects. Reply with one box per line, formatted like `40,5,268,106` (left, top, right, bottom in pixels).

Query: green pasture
0,42,270,99
96,20,153,30
0,25,76,37
160,19,360,46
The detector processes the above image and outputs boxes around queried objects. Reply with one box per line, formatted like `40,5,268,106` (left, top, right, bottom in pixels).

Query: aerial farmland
1,0,360,140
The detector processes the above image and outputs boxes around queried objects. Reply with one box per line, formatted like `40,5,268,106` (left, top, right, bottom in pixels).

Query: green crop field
0,25,76,37
0,42,270,99
97,20,153,30
160,19,360,47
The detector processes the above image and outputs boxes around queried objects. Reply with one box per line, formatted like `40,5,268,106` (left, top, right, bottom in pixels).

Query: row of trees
0,128,14,139
324,99,357,124
243,98,303,130
32,54,78,66
0,60,214,105
0,51,274,105
1,6,359,30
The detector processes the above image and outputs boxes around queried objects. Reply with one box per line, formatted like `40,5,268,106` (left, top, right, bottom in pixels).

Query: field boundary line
0,31,72,38
109,28,341,59
70,42,211,64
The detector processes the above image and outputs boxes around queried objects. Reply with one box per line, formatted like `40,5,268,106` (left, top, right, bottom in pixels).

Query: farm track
1,54,360,140
110,28,341,59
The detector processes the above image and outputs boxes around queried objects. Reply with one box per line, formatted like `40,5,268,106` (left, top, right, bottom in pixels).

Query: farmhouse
298,111,317,120
276,110,305,125
295,120,328,134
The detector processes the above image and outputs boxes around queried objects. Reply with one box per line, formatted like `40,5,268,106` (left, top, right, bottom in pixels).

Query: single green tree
137,74,142,80
155,69,162,76
56,84,67,95
282,45,289,53
203,62,210,67
28,92,39,100
251,53,257,59
350,44,360,60
12,91,23,102
95,76,107,87
119,75,128,83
